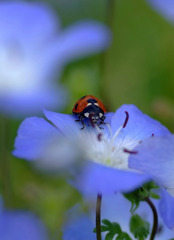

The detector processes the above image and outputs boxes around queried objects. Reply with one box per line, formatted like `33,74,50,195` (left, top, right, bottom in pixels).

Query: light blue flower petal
45,21,111,66
0,2,59,49
146,0,174,23
44,109,113,135
159,188,174,230
111,104,170,142
13,117,60,160
62,214,95,240
129,135,174,195
63,193,174,239
73,161,150,195
0,87,67,117
43,109,80,136
0,210,47,240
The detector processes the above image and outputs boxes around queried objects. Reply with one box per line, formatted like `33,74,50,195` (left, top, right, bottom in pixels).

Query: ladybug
72,95,107,129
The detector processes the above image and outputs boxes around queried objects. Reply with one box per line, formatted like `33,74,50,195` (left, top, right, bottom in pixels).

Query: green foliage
124,181,159,214
94,219,132,240
129,214,150,240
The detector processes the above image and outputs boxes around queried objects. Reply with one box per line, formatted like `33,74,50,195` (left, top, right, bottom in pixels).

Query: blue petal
63,194,174,239
45,21,111,65
159,188,174,230
129,134,174,194
146,0,174,23
0,2,59,49
43,109,80,136
13,117,60,160
0,210,47,240
63,214,95,240
73,161,150,195
0,88,67,117
44,109,114,135
111,104,170,141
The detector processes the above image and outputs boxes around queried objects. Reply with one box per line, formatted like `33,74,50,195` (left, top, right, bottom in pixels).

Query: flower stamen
123,111,129,128
123,148,138,154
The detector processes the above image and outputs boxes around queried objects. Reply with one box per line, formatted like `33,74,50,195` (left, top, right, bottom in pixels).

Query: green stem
145,197,158,240
96,193,102,240
0,116,11,207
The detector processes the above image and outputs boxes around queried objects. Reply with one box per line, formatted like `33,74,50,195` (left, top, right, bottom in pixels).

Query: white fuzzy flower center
78,123,139,170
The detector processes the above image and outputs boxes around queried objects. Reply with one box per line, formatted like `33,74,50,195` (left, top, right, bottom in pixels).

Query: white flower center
77,122,139,170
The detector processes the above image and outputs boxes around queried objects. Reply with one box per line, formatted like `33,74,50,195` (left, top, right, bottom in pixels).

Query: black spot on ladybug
75,103,78,110
87,98,97,104
80,95,86,99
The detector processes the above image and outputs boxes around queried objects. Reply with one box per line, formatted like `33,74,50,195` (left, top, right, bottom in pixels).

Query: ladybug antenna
123,111,129,128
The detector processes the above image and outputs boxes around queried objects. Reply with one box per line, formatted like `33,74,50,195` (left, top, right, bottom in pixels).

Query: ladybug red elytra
72,95,107,129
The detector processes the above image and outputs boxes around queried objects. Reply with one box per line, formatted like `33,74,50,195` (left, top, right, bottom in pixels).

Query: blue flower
0,2,111,117
13,104,170,195
146,0,174,23
129,134,174,229
0,197,47,240
62,194,174,240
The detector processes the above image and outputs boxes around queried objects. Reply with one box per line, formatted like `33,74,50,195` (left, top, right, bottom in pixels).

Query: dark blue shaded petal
159,188,174,230
73,161,150,195
13,117,60,160
0,210,47,240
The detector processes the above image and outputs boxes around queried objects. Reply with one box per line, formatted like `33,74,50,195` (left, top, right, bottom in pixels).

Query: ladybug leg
98,115,106,128
75,114,86,130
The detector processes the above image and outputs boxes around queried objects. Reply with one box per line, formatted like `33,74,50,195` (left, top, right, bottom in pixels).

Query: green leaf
124,189,140,214
105,231,117,240
102,219,113,227
149,191,160,200
124,182,160,214
116,232,132,240
129,214,150,240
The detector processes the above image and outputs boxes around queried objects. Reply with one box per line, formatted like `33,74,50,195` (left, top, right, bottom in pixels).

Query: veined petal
73,161,150,195
129,135,174,196
13,117,60,160
43,109,80,136
111,104,170,143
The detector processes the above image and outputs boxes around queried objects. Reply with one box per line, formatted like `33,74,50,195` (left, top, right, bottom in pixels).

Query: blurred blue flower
0,2,111,117
146,0,174,23
0,198,47,240
62,193,174,240
129,134,174,229
13,104,169,195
